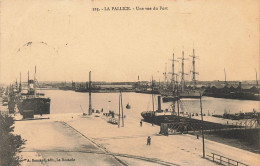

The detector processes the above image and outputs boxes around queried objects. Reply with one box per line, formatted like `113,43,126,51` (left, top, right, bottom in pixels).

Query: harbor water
44,90,259,120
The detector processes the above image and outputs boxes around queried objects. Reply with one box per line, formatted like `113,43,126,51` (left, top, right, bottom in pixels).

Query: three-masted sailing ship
179,49,202,98
160,49,202,102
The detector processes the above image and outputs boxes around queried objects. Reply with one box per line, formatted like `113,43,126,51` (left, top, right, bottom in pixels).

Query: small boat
126,103,131,109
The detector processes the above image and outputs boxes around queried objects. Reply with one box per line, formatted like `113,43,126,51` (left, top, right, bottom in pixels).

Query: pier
8,111,258,166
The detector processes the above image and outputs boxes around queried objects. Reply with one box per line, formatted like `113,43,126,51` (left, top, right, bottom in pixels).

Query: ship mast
172,53,175,93
171,53,176,113
152,76,154,112
255,69,258,88
168,51,179,113
88,71,92,115
256,69,259,98
169,52,179,93
28,71,29,87
178,50,188,92
190,49,199,88
224,68,227,86
34,66,36,97
19,72,22,92
172,53,175,91
15,78,18,91
181,51,184,90
176,74,180,116
163,63,167,88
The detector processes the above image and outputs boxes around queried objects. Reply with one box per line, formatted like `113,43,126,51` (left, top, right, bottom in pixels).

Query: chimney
158,96,161,112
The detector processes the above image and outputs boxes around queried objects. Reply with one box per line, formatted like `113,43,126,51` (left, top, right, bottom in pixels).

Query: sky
0,0,259,84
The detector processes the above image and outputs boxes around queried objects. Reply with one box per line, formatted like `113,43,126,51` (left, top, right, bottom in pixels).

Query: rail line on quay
22,149,179,166
60,121,179,166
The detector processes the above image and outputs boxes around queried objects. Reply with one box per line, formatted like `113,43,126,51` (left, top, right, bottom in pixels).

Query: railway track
30,121,179,166
23,150,179,166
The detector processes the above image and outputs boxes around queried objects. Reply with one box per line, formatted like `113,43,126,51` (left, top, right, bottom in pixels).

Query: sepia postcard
0,0,259,165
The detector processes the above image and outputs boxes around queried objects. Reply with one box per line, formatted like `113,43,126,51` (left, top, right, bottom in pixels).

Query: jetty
12,112,259,166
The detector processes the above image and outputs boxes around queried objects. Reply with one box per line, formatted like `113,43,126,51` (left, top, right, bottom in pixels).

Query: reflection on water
44,90,259,120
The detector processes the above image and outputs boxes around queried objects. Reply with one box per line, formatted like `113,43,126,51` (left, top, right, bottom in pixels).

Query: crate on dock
23,110,34,119
108,118,118,124
160,123,168,135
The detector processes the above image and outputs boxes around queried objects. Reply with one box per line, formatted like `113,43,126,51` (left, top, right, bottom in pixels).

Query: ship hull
162,96,179,102
179,90,201,98
141,111,240,132
204,92,260,101
141,111,180,125
18,98,50,115
135,90,160,94
161,89,203,102
179,95,201,98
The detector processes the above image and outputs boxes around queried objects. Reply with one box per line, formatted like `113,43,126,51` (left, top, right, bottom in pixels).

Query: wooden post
152,76,154,125
177,97,180,116
152,77,154,112
200,93,205,158
118,93,120,128
121,91,124,127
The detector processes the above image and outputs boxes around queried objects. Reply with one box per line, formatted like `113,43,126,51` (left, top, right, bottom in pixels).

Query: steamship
17,67,50,115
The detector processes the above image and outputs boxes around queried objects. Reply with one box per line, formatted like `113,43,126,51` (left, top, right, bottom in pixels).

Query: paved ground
67,113,260,166
14,113,260,166
14,119,124,166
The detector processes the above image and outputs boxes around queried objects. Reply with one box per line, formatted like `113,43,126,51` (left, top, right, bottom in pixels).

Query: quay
12,112,260,166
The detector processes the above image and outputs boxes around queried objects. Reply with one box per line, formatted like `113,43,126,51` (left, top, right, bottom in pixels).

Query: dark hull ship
179,90,201,98
141,94,239,133
75,82,101,92
141,81,181,125
162,95,179,102
141,93,181,126
204,91,260,101
141,111,179,126
135,89,160,94
17,97,50,115
17,68,51,116
204,69,260,101
204,83,260,101
161,89,201,102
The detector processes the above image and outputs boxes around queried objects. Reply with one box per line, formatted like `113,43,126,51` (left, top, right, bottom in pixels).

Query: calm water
43,90,259,121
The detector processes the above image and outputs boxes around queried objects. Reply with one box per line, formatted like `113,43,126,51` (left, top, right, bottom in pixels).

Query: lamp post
200,92,205,158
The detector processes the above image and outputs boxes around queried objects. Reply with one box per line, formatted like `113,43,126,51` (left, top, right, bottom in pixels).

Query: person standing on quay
147,136,151,145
